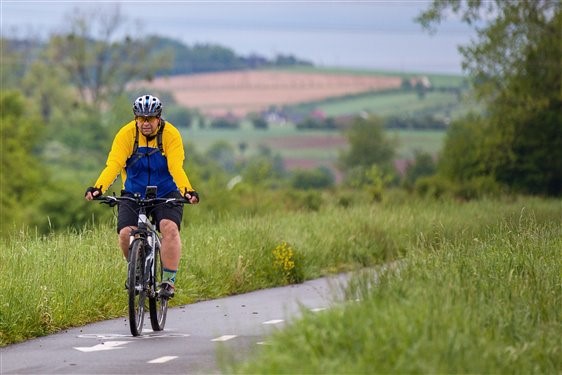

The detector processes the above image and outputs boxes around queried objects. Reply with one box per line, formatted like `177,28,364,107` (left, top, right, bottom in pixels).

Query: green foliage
345,165,394,202
210,117,240,130
290,167,335,190
339,116,398,174
453,176,505,200
0,197,394,345
0,38,38,89
30,181,113,233
205,141,238,173
233,203,562,374
45,9,173,106
402,150,437,190
3,193,560,351
150,36,312,76
249,115,268,130
415,174,505,201
385,114,449,130
296,116,337,130
488,9,562,195
0,92,45,235
438,113,490,181
418,0,562,196
21,56,75,123
414,175,457,200
240,146,286,187
164,105,194,128
0,226,125,345
282,190,324,212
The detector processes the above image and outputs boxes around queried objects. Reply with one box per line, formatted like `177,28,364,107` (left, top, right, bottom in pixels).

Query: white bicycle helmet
133,94,163,117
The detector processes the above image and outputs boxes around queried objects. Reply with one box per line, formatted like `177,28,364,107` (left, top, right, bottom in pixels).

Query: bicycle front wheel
149,245,168,331
128,239,147,336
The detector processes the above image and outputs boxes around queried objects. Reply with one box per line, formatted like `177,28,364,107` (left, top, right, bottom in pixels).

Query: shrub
414,175,457,199
290,167,335,190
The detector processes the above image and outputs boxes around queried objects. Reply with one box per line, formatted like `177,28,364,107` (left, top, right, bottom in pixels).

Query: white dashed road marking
262,319,284,325
74,341,131,352
311,307,327,312
148,356,178,364
211,335,238,342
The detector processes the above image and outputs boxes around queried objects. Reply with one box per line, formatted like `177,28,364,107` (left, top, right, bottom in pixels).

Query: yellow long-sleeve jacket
93,120,194,198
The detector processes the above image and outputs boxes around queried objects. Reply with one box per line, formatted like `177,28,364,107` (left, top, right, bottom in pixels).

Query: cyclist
85,94,199,298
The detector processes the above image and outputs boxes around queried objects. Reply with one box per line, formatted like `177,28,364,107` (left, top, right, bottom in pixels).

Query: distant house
409,76,432,89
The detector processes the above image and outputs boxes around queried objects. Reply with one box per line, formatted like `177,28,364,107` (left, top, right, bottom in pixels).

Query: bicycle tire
128,239,146,336
149,245,168,331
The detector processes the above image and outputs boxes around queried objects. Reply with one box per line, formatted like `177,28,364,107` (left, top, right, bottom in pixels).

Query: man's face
136,116,160,136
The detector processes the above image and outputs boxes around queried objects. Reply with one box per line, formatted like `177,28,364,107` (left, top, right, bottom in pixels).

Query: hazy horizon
1,1,476,75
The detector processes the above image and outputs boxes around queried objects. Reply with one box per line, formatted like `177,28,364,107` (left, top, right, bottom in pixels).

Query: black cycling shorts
117,190,184,234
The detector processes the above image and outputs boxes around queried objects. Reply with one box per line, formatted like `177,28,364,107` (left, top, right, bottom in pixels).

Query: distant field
135,67,459,179
277,66,467,88
313,91,460,118
184,126,445,179
135,70,403,117
134,67,473,122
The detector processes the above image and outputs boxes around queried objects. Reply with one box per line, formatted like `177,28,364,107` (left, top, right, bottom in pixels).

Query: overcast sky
1,1,477,74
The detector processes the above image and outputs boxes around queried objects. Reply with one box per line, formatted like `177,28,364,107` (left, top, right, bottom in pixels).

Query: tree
21,55,76,123
402,150,437,190
290,167,335,190
0,92,45,235
206,141,238,173
339,116,398,173
418,1,562,196
46,5,173,108
241,146,285,187
165,105,194,128
0,37,42,90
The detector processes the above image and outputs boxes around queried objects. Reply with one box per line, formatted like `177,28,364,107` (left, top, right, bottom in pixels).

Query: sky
1,1,477,75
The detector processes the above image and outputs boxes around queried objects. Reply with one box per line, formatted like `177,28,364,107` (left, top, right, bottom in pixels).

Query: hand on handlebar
184,190,200,204
84,186,102,201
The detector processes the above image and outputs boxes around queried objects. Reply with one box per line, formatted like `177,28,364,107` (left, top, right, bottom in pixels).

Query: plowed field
136,70,402,117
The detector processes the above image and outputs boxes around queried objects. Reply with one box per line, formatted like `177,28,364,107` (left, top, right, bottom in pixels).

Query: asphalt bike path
1,273,351,374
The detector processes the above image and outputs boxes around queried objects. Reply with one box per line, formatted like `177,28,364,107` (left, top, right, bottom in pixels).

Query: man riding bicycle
85,94,199,298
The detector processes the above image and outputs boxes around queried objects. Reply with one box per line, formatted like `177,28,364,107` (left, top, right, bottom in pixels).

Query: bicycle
95,186,189,336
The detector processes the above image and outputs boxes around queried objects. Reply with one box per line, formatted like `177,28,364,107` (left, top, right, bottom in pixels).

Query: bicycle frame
133,210,161,297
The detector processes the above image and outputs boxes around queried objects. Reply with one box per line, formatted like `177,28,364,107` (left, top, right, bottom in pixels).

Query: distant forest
4,34,313,79
149,36,314,75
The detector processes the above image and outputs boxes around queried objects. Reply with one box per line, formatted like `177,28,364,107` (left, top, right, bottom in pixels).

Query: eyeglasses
136,116,159,123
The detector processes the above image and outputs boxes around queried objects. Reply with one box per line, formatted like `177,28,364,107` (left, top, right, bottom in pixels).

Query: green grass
231,197,562,374
0,191,384,345
0,192,562,373
317,90,460,118
274,66,468,88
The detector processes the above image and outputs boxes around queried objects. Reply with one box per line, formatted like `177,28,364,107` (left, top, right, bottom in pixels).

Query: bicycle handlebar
94,195,191,207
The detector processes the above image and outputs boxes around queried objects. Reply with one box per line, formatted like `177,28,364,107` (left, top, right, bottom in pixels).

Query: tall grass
0,226,126,345
1,195,560,361
232,199,562,374
2,197,398,346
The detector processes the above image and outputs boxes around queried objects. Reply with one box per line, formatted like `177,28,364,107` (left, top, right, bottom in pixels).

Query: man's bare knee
160,219,179,238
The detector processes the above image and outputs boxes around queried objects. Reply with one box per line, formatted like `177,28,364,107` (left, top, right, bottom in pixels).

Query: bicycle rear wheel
128,239,146,336
149,245,168,331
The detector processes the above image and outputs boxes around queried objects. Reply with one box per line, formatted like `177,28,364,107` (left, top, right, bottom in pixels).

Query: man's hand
184,190,199,204
84,187,102,201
